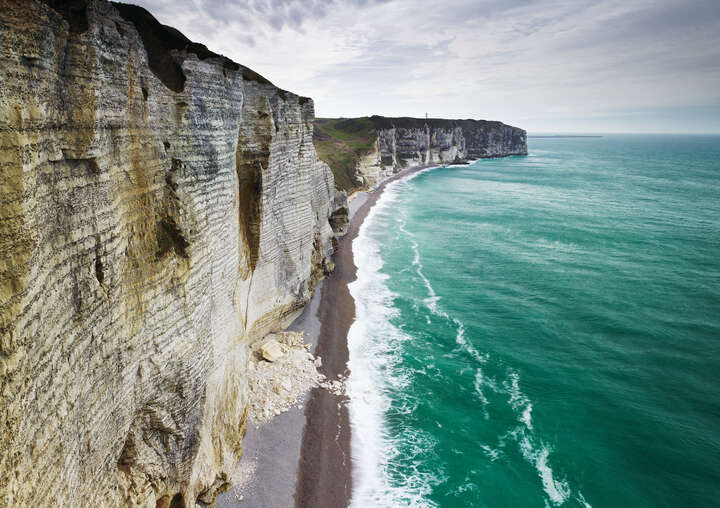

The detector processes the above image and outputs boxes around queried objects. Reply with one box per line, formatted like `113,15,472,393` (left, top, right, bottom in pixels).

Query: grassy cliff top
366,115,506,130
313,118,377,192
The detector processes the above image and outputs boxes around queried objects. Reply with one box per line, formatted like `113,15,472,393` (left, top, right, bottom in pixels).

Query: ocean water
347,135,720,508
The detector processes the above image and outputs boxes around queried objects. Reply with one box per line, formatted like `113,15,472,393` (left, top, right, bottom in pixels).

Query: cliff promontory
314,116,527,192
0,0,345,506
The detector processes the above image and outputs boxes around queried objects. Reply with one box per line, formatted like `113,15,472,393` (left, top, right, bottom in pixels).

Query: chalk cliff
314,116,527,191
0,0,345,506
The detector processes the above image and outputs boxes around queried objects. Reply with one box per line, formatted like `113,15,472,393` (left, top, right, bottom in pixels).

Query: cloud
176,0,388,31
127,0,720,132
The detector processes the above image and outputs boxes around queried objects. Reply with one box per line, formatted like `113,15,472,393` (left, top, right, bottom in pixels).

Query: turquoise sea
347,135,720,507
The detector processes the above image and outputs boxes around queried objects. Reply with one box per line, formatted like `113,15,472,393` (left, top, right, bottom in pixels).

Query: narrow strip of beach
295,164,436,508
217,164,436,508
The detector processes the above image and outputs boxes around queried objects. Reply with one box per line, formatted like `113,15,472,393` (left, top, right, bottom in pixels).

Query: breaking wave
348,176,440,507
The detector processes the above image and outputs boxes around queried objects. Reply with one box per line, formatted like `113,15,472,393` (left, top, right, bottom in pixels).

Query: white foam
480,444,502,461
504,371,575,506
404,227,487,365
521,404,534,430
473,369,490,420
408,237,441,316
578,492,593,507
506,371,531,414
453,317,487,363
348,175,438,508
516,432,571,505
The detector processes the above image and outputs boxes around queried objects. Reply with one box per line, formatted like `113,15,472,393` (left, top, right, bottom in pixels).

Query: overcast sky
130,0,720,133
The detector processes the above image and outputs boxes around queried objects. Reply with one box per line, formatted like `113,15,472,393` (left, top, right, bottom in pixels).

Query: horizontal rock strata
0,0,346,506
314,116,527,191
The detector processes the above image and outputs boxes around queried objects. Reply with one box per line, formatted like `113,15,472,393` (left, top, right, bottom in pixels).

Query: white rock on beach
261,339,285,362
247,331,325,422
245,330,351,424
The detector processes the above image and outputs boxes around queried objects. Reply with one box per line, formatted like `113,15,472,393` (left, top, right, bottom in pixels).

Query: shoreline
295,163,438,508
217,163,438,508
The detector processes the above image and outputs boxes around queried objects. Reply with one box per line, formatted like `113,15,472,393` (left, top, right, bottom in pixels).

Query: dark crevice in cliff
167,158,182,190
235,149,264,274
196,473,232,505
155,494,184,508
56,157,100,174
329,206,349,234
117,432,136,474
43,0,89,33
169,493,184,508
156,219,189,259
94,235,104,285
112,3,270,92
236,108,272,275
94,254,104,285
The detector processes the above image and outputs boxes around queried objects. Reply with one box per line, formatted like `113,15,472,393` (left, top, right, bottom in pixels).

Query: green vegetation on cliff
313,118,376,192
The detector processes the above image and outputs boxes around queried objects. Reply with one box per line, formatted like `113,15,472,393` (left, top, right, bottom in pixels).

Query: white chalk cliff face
345,117,527,190
376,121,527,169
0,0,345,506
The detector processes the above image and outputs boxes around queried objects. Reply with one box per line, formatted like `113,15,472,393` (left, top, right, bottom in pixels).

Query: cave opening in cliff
169,493,184,508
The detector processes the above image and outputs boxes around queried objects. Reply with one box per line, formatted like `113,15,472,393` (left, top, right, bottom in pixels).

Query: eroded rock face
337,117,527,190
0,0,345,506
373,117,527,172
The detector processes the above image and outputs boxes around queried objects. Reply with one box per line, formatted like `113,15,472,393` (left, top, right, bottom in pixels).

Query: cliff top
44,0,309,101
316,115,519,131
366,115,510,131
313,118,377,191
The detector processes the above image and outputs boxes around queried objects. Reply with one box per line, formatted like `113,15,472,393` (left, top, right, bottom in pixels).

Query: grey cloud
553,0,720,52
196,0,385,30
126,0,720,132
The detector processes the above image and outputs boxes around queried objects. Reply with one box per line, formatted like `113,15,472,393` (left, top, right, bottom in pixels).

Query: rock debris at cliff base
247,332,322,422
247,331,346,423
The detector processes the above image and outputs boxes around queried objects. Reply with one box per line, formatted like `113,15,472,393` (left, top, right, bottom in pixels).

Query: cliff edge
314,116,527,192
0,0,346,506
